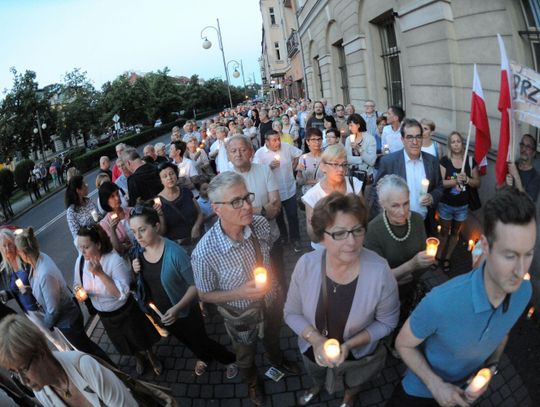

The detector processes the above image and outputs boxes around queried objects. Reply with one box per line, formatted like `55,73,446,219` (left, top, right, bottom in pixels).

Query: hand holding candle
323,339,341,365
74,285,88,302
420,178,430,195
91,210,99,222
465,368,492,399
149,302,165,319
254,267,267,288
154,197,161,206
425,237,440,257
15,278,28,294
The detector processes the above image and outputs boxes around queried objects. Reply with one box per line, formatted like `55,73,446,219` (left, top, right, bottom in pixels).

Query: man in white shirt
169,140,199,190
381,106,405,153
253,130,303,252
209,126,230,173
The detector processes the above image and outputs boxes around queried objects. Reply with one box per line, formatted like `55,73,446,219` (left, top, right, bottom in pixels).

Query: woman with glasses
75,225,161,375
285,193,399,407
0,315,137,407
296,128,325,195
435,131,480,272
128,205,237,378
364,175,434,323
301,144,363,249
14,228,113,364
345,113,377,178
157,162,203,252
324,128,340,148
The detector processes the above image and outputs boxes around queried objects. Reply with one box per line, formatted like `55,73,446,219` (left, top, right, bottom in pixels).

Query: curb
10,184,67,223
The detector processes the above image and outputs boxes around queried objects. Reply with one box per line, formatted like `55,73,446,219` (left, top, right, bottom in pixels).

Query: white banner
512,62,540,129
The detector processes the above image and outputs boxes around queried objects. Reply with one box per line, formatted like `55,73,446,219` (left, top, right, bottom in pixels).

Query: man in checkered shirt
192,171,299,406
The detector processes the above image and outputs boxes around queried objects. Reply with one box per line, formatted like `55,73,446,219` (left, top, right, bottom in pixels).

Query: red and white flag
496,33,512,186
470,64,491,175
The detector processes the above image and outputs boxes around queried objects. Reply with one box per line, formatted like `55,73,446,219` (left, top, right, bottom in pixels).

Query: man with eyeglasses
370,118,443,229
334,103,348,140
360,100,381,141
506,134,540,202
192,172,299,406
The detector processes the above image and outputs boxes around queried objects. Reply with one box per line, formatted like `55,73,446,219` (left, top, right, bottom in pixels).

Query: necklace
383,210,411,242
330,279,340,294
53,371,71,399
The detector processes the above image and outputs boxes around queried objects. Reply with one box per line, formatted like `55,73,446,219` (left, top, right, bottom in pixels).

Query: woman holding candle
65,175,99,247
157,162,203,252
435,131,480,272
14,228,113,363
364,175,435,323
128,205,237,378
74,225,161,375
185,136,215,182
284,193,399,406
344,113,377,178
98,182,135,257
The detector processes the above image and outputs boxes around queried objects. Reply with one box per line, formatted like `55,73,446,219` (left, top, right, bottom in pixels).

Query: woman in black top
436,131,481,272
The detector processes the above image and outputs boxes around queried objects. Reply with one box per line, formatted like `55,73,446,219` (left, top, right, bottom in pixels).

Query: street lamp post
201,18,234,109
33,111,47,160
227,59,247,99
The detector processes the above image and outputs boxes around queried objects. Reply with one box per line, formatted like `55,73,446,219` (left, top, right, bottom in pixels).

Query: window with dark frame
372,11,404,108
274,42,281,61
269,7,276,25
314,56,324,97
334,40,350,105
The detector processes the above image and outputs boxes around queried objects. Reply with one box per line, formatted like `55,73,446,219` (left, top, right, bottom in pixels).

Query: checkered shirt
192,215,277,312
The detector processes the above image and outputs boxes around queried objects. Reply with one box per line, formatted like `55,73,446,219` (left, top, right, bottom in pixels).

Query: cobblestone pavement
89,217,534,406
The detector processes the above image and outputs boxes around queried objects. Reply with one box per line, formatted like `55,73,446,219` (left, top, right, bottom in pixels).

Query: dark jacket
127,163,162,206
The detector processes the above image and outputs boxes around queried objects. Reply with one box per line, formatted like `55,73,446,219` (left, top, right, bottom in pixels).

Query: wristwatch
260,207,267,218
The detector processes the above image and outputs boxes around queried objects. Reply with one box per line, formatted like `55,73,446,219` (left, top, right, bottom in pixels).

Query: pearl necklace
383,210,411,242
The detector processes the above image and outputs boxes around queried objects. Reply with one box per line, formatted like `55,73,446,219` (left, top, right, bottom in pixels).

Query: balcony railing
287,30,299,58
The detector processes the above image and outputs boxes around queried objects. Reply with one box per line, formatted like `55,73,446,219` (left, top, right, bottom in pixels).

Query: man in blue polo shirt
387,186,535,407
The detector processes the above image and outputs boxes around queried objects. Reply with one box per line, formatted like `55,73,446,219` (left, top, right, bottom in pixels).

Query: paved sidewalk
89,216,533,406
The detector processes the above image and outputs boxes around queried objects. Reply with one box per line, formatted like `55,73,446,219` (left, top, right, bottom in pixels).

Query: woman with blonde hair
420,118,443,159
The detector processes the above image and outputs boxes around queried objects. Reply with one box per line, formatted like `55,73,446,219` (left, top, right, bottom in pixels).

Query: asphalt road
15,130,174,286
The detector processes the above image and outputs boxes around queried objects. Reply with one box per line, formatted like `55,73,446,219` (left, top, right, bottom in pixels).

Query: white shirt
74,251,131,312
403,150,428,219
381,124,403,153
182,132,201,143
177,158,199,178
253,144,303,201
210,139,230,173
421,142,438,158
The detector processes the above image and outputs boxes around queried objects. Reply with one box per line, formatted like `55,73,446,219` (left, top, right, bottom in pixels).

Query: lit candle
91,210,99,222
524,273,531,281
349,134,354,144
274,154,280,161
527,306,535,319
437,225,441,234
383,144,389,154
111,213,118,221
465,368,492,398
149,302,165,319
199,143,205,148
15,279,24,290
74,285,88,301
154,197,161,206
196,147,201,153
323,338,341,362
254,266,267,288
340,128,345,135
468,239,475,252
14,228,24,235
425,237,440,257
420,178,430,195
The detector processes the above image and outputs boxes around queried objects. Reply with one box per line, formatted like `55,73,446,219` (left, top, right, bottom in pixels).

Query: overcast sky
0,0,263,94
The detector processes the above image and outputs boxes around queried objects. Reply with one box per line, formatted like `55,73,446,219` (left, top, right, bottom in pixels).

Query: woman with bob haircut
0,314,136,406
285,192,399,406
65,175,99,246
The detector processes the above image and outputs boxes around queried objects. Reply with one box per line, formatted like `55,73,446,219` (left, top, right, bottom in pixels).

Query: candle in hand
274,154,280,161
91,210,99,222
425,237,440,257
111,213,118,221
468,239,475,252
524,273,531,280
383,144,389,154
149,302,165,319
254,267,267,288
14,228,24,236
154,197,161,206
323,339,341,362
74,285,88,301
465,368,492,398
420,178,430,195
15,279,24,290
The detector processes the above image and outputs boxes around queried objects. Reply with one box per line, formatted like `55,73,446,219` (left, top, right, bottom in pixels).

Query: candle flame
468,239,475,251
14,228,24,235
425,237,440,257
154,197,161,205
254,267,267,288
466,368,492,396
437,225,441,233
527,306,535,319
524,273,531,281
111,213,118,220
323,339,341,360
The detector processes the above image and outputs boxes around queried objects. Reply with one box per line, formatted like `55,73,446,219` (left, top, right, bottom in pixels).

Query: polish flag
470,64,491,175
496,34,512,186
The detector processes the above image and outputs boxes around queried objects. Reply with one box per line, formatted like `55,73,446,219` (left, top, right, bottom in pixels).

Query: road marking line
35,189,98,236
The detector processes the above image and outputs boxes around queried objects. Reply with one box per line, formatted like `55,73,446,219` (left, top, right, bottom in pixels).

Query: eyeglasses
404,134,423,142
307,137,323,142
10,355,34,380
324,161,348,169
519,142,535,151
214,193,255,209
324,225,365,241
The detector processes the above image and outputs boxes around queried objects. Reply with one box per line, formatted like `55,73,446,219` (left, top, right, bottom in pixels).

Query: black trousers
167,304,235,365
386,382,439,407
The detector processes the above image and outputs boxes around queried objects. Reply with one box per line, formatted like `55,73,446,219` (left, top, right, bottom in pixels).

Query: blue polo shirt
402,264,531,398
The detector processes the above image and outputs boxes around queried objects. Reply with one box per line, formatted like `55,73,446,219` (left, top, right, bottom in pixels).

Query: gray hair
208,171,246,203
216,126,228,135
0,229,19,277
377,174,409,204
226,135,252,150
122,147,139,162
154,142,166,151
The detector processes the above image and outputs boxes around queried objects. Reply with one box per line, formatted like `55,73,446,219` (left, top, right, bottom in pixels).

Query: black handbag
78,256,98,316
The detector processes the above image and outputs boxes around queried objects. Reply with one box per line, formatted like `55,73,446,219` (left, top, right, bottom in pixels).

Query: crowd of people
0,97,537,406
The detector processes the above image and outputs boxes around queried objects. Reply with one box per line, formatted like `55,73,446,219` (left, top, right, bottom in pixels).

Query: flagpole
507,63,516,163
461,121,473,173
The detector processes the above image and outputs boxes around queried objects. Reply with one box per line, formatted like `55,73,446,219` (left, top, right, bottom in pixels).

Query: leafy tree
14,159,35,191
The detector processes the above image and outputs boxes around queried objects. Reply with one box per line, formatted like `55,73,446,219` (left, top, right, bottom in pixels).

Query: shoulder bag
77,256,97,316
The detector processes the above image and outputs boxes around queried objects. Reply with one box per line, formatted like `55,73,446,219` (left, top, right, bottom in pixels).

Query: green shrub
14,159,35,190
0,168,15,197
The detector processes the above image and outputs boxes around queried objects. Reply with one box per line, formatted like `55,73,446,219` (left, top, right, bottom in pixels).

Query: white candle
254,267,267,288
91,210,99,222
524,273,531,281
420,178,430,195
14,228,24,235
323,339,341,362
383,144,389,154
465,368,492,397
15,279,24,289
149,302,165,319
425,237,440,257
111,213,118,221
274,154,280,161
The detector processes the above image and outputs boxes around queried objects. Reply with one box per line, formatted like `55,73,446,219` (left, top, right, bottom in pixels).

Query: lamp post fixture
227,59,248,99
201,18,234,109
33,111,47,160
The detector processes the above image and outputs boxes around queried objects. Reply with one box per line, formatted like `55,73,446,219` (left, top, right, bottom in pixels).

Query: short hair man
506,133,540,202
111,143,126,182
360,100,381,140
306,101,325,133
381,106,405,153
388,187,535,406
99,156,113,180
192,172,298,406
123,147,162,206
371,118,443,225
169,140,199,190
257,109,273,147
